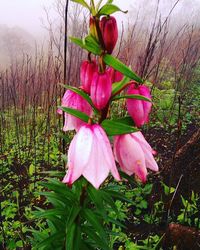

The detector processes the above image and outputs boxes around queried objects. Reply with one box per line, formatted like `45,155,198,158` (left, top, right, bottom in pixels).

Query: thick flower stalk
63,124,120,189
100,16,118,54
114,132,158,182
80,60,98,94
57,90,92,131
90,71,112,110
126,84,152,127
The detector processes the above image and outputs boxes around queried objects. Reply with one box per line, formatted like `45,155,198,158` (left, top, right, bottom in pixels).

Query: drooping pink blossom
90,71,112,110
114,132,158,183
126,84,152,127
57,90,92,131
100,16,118,54
80,60,98,94
107,67,123,83
63,124,121,189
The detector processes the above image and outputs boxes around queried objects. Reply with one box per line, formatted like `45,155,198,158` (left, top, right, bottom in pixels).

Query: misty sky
0,0,200,37
0,0,132,36
0,0,54,35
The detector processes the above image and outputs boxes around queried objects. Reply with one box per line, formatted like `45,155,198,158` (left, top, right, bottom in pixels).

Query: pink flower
100,16,118,54
90,71,112,110
114,132,158,183
126,84,152,127
57,90,92,131
80,60,98,94
63,124,120,189
107,67,123,83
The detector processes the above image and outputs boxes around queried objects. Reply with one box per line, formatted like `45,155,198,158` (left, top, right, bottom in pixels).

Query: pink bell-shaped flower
90,71,112,110
63,124,121,189
107,66,123,83
126,84,152,127
114,132,158,183
100,16,118,54
57,90,92,131
80,60,98,94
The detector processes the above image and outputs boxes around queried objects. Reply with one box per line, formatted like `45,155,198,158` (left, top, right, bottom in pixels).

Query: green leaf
107,0,114,3
113,116,134,126
82,226,110,250
33,208,65,218
101,119,138,136
35,191,71,207
70,36,102,55
60,84,99,113
103,54,143,83
58,106,90,123
87,186,105,214
102,189,132,203
112,94,152,102
66,223,81,250
66,205,81,229
161,182,175,196
41,179,77,201
106,216,126,228
34,232,63,249
70,0,90,10
29,164,35,176
100,190,118,214
81,209,107,240
98,4,127,15
96,0,104,11
112,76,130,96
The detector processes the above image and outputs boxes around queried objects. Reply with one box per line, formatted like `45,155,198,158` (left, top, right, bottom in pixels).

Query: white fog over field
0,0,200,67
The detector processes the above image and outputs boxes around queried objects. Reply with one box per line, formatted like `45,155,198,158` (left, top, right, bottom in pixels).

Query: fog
0,0,200,67
2,0,199,37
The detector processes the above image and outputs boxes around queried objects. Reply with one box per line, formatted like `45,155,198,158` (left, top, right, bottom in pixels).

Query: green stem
90,0,96,15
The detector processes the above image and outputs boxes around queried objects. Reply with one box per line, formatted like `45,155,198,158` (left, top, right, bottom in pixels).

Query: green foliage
98,4,127,16
151,80,200,130
103,54,143,83
125,234,163,250
59,107,90,122
31,177,130,250
112,76,130,96
112,94,152,102
0,109,64,249
70,0,90,10
101,118,138,136
60,84,99,113
177,191,200,228
70,36,102,55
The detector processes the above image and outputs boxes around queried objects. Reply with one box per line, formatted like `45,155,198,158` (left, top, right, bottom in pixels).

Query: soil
125,121,200,249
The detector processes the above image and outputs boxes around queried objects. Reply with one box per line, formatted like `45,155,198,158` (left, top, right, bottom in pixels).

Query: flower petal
63,125,93,185
116,134,147,182
131,132,158,171
83,125,120,188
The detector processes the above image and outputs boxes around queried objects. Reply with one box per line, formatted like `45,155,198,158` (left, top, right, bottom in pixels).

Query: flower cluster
59,13,158,189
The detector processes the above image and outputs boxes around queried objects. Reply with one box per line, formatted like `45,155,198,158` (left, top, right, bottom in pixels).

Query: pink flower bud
90,71,112,110
80,60,98,94
89,16,99,41
100,16,118,54
57,90,92,131
114,132,158,183
107,66,123,83
63,124,120,189
126,84,152,127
